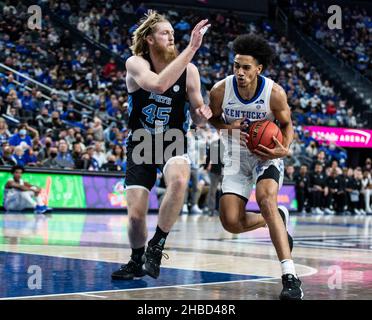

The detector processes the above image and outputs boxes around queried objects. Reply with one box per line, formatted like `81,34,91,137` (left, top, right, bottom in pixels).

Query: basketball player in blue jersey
208,34,303,300
111,12,212,280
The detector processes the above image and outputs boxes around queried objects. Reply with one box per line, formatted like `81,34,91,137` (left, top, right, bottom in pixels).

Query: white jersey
219,75,284,199
3,179,24,198
3,179,35,211
221,74,274,155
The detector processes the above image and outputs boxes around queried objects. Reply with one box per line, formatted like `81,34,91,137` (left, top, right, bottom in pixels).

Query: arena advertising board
246,185,297,211
304,126,372,148
0,172,158,209
0,172,296,211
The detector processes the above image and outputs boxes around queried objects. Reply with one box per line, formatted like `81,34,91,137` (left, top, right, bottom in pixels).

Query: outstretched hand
188,19,211,52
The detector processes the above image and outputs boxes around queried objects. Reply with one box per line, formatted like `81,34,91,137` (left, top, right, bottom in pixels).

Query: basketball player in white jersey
3,165,52,214
208,34,303,300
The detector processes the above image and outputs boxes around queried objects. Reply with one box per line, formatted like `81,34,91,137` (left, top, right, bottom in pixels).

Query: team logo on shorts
173,85,180,92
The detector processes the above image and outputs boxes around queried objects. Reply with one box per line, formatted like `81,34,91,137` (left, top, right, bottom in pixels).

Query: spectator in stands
363,158,372,172
309,162,327,215
135,2,147,19
361,170,372,214
12,145,27,166
35,107,52,134
344,168,360,215
71,141,83,165
0,145,16,166
37,135,53,162
50,111,66,140
8,124,34,147
56,139,74,169
312,150,327,170
84,130,95,147
194,170,210,212
20,90,35,113
0,117,11,144
101,154,121,172
109,144,126,171
75,150,95,171
204,136,223,216
94,103,109,123
93,141,106,168
102,57,117,79
345,109,357,128
305,140,318,158
65,128,76,147
289,2,372,81
92,117,104,141
288,133,303,157
86,146,100,170
324,168,346,215
113,131,126,147
41,147,60,169
301,130,316,147
295,165,310,215
354,169,367,215
73,132,86,152
284,165,295,182
183,128,204,215
121,1,134,15
327,143,347,168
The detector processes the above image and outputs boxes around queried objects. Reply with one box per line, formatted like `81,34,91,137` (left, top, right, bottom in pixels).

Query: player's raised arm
186,63,212,125
127,17,210,94
208,80,228,130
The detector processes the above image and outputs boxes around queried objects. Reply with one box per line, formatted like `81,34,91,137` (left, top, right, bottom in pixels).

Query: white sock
281,259,297,277
36,195,44,206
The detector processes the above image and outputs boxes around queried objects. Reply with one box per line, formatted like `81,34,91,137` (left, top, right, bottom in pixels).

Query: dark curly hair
232,34,275,70
11,165,25,174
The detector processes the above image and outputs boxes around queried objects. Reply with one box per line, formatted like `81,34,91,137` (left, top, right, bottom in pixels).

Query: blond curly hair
130,10,169,56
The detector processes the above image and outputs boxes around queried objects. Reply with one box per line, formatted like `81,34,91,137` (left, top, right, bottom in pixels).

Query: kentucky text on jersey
149,92,172,105
224,108,268,120
222,75,275,125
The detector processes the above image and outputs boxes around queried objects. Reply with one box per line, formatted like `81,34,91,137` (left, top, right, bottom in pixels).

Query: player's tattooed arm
126,20,210,94
254,84,294,160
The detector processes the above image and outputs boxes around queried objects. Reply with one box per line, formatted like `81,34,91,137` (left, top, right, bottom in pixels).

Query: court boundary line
0,264,318,300
0,277,274,300
0,247,318,277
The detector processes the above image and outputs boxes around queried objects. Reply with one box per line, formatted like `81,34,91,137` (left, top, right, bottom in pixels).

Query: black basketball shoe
111,259,146,280
278,205,293,252
142,244,169,279
279,274,304,300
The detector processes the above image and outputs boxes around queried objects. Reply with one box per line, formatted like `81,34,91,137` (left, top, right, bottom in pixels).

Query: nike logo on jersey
255,99,264,104
227,101,236,105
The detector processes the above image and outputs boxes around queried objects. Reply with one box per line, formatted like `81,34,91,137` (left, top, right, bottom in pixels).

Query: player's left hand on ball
197,105,213,120
253,136,289,160
241,132,249,147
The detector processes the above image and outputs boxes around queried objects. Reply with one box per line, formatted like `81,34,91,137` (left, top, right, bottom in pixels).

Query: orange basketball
246,120,283,152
